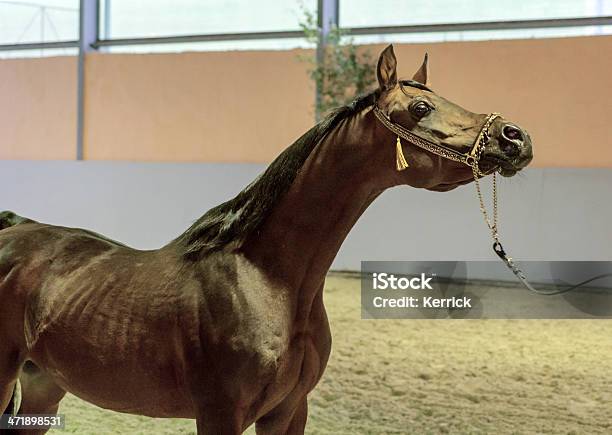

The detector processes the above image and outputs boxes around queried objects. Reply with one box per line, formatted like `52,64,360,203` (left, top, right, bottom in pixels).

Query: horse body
0,222,326,427
0,46,532,434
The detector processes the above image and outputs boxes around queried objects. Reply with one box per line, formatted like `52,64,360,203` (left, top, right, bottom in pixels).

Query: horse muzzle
483,118,533,177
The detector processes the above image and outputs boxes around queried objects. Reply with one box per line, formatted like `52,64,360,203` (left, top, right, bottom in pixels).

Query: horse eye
412,102,431,117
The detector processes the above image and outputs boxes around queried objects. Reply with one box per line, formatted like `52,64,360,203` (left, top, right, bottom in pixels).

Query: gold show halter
373,106,612,295
373,106,500,176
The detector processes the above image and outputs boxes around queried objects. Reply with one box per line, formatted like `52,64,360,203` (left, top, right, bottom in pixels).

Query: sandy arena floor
56,274,612,434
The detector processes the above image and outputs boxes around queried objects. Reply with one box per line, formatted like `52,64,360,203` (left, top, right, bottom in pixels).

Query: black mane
176,89,380,258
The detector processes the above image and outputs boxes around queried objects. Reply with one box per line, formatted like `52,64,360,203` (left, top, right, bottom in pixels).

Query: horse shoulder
180,252,293,375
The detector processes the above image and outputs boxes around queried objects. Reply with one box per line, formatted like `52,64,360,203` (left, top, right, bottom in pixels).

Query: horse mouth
499,167,518,177
480,157,519,178
429,156,521,192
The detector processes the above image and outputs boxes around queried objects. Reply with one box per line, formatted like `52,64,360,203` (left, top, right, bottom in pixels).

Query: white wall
1,162,611,274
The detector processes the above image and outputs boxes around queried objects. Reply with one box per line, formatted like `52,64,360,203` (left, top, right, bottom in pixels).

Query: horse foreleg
195,404,243,435
0,343,23,416
255,396,308,435
0,380,18,417
8,361,66,435
4,378,21,416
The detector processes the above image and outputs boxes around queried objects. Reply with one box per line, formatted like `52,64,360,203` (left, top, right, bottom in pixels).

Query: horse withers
0,45,532,434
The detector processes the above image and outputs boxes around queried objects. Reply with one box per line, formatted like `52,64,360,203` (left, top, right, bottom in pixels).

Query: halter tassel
396,136,409,171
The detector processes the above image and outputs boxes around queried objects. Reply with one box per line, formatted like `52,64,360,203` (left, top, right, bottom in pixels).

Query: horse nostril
503,125,523,142
501,142,520,157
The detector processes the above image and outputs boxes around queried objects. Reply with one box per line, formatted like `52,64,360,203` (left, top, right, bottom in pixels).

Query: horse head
374,45,533,192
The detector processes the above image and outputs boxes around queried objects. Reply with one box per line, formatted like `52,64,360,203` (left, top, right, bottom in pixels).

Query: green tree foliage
298,8,376,120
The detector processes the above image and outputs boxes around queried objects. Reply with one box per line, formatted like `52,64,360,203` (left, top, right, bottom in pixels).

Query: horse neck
241,108,394,303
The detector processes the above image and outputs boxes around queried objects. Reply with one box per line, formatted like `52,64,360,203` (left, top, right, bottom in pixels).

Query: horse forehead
427,92,477,116
389,85,442,106
378,86,418,109
391,85,420,100
395,85,461,106
386,86,467,114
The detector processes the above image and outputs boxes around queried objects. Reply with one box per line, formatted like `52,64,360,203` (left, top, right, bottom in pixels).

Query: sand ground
55,274,612,434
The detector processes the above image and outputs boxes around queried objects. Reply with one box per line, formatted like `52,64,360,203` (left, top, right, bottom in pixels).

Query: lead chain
473,166,499,243
470,114,501,245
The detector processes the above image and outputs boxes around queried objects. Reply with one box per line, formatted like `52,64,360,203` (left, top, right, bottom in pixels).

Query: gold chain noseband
373,105,500,176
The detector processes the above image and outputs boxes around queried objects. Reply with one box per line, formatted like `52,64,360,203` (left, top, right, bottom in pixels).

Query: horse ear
412,53,428,85
377,45,398,90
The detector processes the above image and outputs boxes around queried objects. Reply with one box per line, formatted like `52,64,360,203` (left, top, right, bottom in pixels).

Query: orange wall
83,50,314,161
0,56,76,159
1,35,611,166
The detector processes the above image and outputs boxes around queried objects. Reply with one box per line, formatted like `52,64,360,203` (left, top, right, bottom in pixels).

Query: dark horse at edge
0,46,532,434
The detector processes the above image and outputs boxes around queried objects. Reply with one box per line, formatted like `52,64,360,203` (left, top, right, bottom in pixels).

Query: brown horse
0,45,532,434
